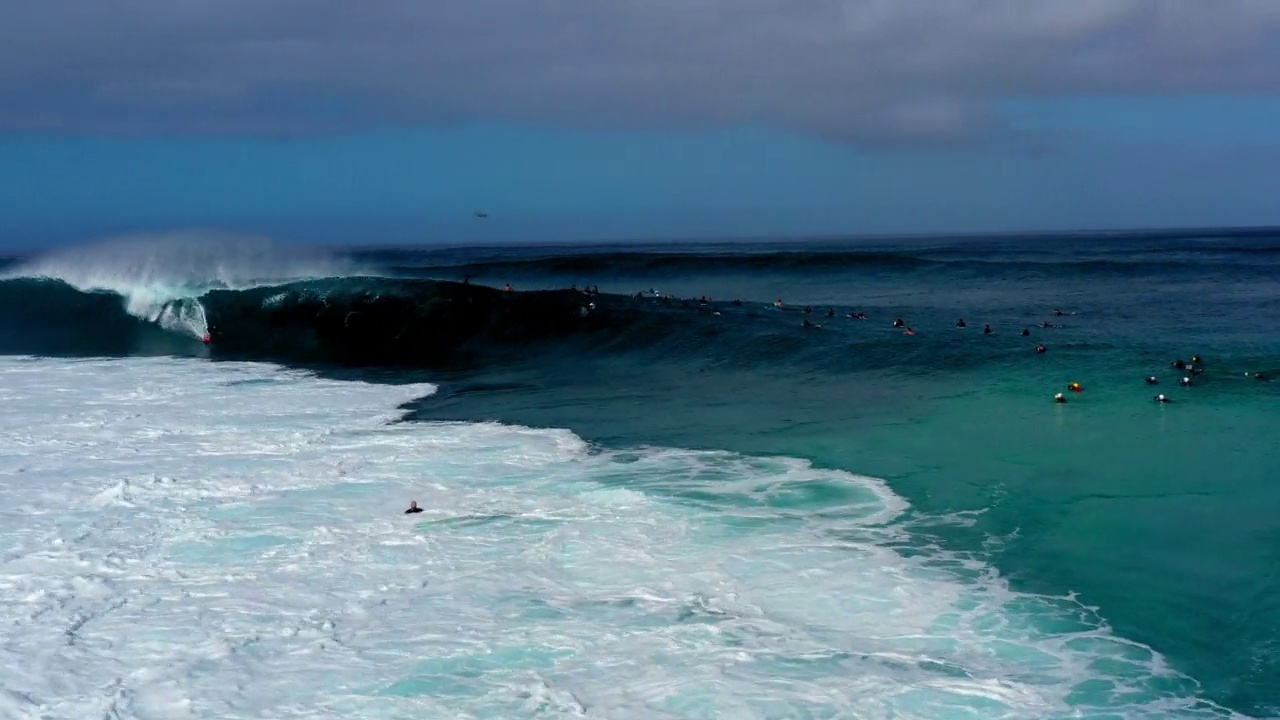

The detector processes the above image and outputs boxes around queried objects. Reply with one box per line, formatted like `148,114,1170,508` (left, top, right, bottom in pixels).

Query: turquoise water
404,235,1280,715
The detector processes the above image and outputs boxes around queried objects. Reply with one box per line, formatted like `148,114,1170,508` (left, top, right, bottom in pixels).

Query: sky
2,1,1280,248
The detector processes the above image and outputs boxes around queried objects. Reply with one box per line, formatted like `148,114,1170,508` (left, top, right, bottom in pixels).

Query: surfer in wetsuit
983,324,992,335
893,317,905,328
405,500,424,514
955,318,966,328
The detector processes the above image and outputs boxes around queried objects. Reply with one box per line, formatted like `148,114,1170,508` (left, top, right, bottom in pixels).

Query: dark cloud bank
3,1,1280,144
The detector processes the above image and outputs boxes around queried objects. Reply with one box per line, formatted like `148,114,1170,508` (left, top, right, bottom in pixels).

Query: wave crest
3,231,362,337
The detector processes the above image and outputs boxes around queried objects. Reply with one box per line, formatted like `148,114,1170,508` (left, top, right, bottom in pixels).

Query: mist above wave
8,231,359,295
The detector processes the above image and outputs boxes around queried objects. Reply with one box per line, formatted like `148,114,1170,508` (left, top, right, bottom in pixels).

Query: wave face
0,233,772,368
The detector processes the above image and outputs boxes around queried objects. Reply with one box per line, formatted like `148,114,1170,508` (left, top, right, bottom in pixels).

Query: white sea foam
3,232,361,338
0,357,1248,719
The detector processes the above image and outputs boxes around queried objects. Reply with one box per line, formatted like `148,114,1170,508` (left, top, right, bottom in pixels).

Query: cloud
3,0,1280,144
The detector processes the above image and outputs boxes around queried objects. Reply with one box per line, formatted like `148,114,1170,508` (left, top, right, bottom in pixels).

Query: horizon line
332,223,1280,253
2,222,1277,259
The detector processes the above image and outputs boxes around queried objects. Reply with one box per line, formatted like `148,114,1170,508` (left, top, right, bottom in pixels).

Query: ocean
0,230,1277,719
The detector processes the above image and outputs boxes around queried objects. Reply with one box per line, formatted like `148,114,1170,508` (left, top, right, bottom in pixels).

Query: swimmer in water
982,324,992,335
1145,376,1159,385
404,501,424,514
804,305,813,314
774,299,784,308
955,318,967,328
1154,394,1172,403
1021,328,1031,336
1040,321,1054,329
825,308,835,318
1054,392,1067,404
1035,344,1046,354
903,327,915,335
1179,376,1191,387
1253,372,1271,381
893,317,905,328
1172,359,1186,370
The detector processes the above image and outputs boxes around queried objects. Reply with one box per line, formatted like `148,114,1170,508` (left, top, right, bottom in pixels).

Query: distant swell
387,247,1280,279
417,250,932,275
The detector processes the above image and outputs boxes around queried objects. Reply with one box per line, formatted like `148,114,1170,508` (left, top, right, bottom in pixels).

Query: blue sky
2,3,1280,249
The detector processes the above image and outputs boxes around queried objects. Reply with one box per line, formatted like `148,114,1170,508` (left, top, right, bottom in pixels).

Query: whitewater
0,356,1243,719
